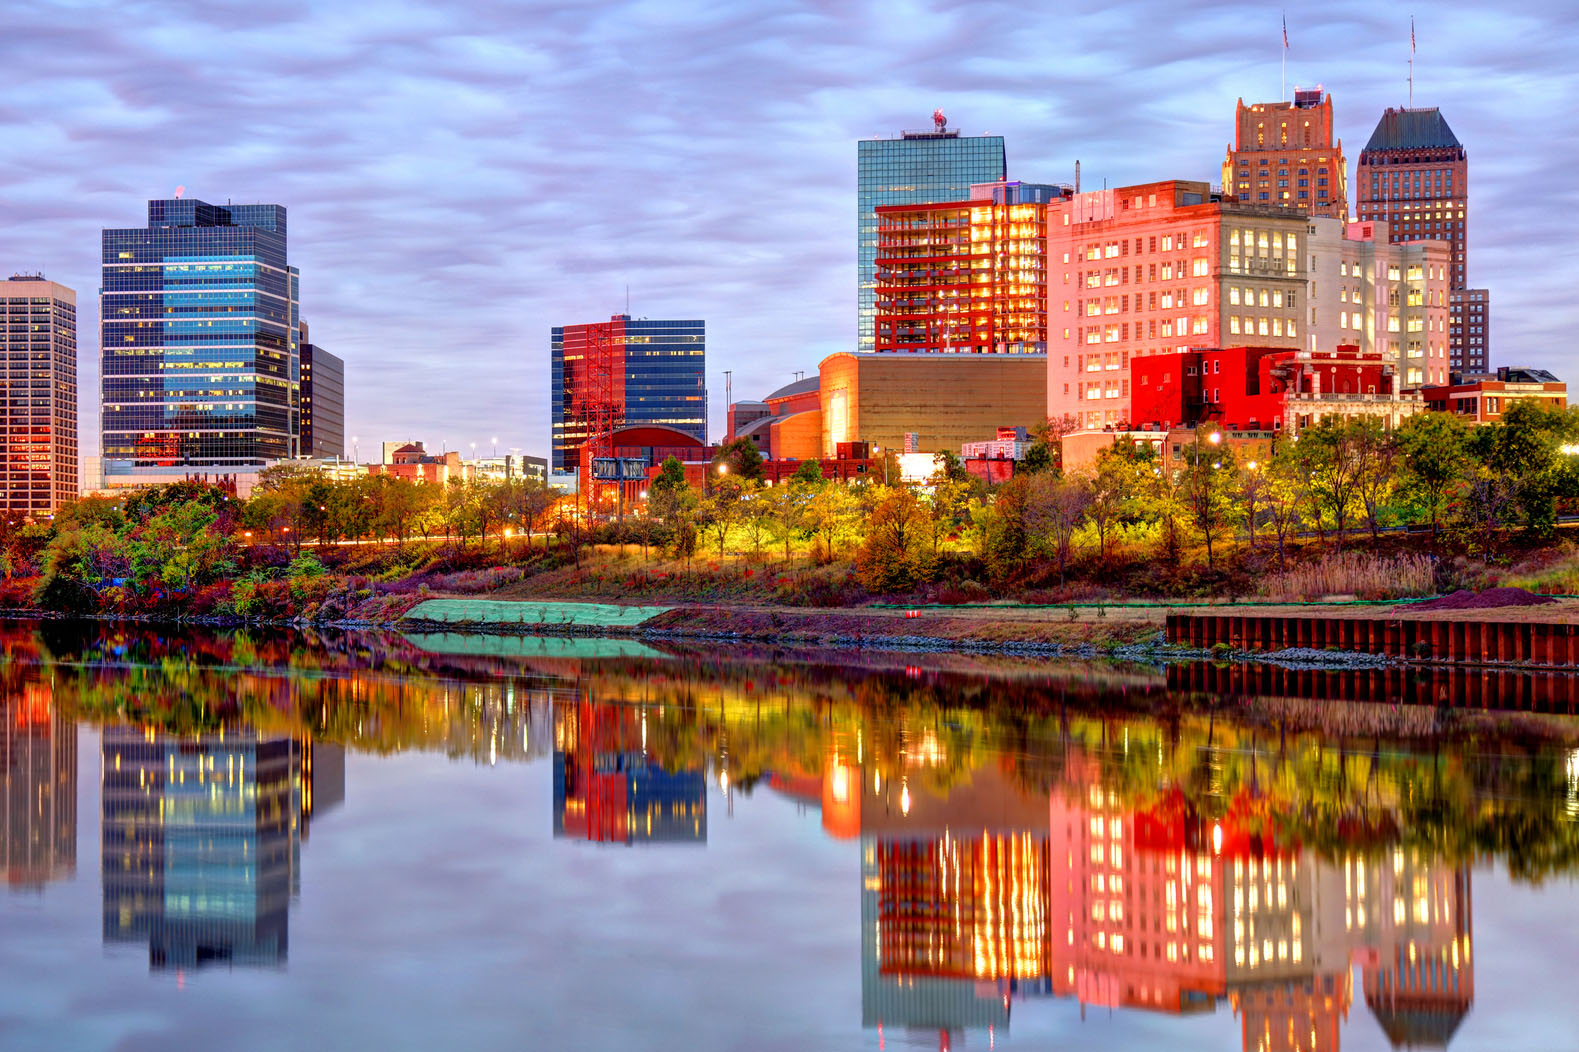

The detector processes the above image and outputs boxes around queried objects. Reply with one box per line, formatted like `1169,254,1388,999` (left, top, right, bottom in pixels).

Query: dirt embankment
637,602,1165,651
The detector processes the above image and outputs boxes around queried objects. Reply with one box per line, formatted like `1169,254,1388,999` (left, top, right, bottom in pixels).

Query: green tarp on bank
401,631,667,660
402,598,671,628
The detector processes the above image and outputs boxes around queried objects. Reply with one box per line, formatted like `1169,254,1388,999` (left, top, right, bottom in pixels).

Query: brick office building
1221,88,1348,219
1355,107,1487,372
1131,344,1420,435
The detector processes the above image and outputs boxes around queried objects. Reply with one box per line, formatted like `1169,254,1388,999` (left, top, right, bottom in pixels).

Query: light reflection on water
1,621,1577,1051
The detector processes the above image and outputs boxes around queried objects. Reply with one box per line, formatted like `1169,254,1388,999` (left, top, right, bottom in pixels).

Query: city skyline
1,1,1572,459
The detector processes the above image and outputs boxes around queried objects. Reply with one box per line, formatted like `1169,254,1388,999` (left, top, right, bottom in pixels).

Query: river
1,621,1576,1050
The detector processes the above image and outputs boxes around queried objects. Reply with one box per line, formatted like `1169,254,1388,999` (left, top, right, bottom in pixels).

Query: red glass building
549,315,706,478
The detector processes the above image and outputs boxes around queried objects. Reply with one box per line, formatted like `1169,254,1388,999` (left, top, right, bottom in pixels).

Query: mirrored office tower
857,120,1006,351
101,199,299,468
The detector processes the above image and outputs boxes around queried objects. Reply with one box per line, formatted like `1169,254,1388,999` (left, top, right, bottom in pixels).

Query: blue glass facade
549,316,706,473
857,131,1006,351
101,200,299,466
101,730,296,968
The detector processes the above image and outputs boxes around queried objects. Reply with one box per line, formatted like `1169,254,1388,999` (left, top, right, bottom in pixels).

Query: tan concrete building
817,351,1047,457
1306,218,1451,389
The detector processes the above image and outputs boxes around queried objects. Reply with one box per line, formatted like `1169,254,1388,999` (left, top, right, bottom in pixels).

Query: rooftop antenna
1075,160,1081,195
625,283,629,314
174,185,185,199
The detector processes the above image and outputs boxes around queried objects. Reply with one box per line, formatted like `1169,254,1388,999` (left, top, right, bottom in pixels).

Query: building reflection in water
100,729,344,970
1,684,76,890
831,739,1476,1051
858,749,1054,1042
1047,750,1473,1051
552,700,706,845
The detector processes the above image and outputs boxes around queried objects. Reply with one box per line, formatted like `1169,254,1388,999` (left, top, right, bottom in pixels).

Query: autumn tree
1025,472,1092,586
1351,418,1397,541
1177,427,1238,568
856,487,934,592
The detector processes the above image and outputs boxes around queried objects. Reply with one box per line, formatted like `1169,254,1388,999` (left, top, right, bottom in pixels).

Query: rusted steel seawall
1166,612,1579,668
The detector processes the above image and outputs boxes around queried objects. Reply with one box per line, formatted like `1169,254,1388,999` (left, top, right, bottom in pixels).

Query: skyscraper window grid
550,316,705,474
100,200,299,468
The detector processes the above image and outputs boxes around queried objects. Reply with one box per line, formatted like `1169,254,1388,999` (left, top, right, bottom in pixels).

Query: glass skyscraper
857,125,1006,351
549,315,706,474
101,199,299,468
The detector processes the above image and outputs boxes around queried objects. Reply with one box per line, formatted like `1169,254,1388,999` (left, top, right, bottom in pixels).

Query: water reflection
1,684,76,889
553,700,707,844
100,730,344,970
0,622,1575,1047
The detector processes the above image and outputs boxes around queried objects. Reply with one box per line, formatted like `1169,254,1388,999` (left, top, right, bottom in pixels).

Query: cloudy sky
1,0,1574,460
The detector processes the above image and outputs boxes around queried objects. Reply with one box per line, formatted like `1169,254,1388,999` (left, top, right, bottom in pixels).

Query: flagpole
1281,13,1287,101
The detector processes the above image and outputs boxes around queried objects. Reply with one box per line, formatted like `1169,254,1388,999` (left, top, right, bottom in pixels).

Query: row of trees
949,401,1579,585
638,403,1579,591
7,401,1577,612
241,465,561,550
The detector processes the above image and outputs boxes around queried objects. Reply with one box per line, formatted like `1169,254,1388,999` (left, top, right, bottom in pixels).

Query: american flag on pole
1411,17,1416,53
1283,15,1289,49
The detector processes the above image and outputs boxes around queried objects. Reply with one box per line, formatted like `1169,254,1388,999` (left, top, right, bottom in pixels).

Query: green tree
1469,401,1579,537
1396,412,1470,539
1178,427,1238,568
712,436,765,482
791,458,824,484
648,456,694,525
1293,418,1365,547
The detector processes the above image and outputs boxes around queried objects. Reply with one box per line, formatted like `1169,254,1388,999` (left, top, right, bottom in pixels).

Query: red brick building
1131,345,1412,434
1422,367,1567,424
1222,88,1347,218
